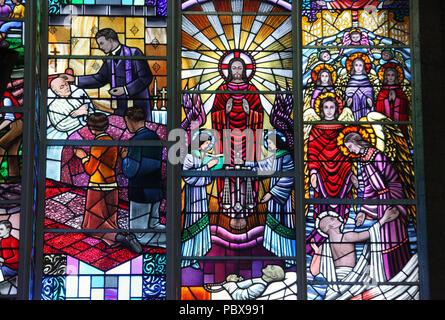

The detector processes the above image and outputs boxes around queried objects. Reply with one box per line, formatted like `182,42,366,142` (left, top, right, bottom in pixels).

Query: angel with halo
337,52,380,121
376,62,411,138
303,92,357,255
303,63,339,112
337,113,415,280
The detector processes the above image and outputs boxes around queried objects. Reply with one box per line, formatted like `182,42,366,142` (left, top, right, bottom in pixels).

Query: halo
218,50,256,82
311,63,338,84
315,211,345,239
378,62,405,84
349,28,362,36
346,52,372,74
264,130,286,150
313,92,343,117
191,129,216,152
337,125,376,158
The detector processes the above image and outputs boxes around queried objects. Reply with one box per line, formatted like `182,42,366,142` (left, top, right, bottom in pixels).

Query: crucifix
160,87,167,110
50,47,60,70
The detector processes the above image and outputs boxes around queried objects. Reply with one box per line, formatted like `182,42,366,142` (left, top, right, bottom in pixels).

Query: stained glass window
40,0,168,300
29,0,427,301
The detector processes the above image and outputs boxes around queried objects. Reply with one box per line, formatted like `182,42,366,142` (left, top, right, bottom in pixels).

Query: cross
160,87,167,109
50,47,60,70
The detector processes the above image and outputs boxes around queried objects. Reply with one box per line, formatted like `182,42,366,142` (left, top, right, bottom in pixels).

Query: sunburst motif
181,0,293,115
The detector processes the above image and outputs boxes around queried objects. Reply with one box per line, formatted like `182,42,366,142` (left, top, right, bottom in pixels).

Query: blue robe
247,150,296,266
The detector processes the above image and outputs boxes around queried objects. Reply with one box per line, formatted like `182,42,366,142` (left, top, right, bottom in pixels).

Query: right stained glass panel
302,0,419,300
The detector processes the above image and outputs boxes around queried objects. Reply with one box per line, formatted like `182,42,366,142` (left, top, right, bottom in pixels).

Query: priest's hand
59,74,75,83
355,211,366,227
347,97,353,106
242,98,250,115
109,86,126,97
367,97,373,107
226,98,233,114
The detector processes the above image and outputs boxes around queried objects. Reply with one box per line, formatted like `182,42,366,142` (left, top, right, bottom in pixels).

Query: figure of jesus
211,56,264,217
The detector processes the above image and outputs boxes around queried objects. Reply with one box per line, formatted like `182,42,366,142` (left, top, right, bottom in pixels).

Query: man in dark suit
63,28,153,121
121,107,166,248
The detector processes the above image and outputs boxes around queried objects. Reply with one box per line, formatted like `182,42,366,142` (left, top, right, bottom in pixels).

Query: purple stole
111,46,132,98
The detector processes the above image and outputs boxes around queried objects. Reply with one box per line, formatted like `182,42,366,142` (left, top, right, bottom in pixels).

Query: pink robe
358,148,412,280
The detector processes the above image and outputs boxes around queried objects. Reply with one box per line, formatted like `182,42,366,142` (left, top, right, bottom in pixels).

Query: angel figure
303,93,357,255
337,116,415,280
376,62,410,138
338,29,374,59
305,64,338,111
304,49,340,74
339,53,378,121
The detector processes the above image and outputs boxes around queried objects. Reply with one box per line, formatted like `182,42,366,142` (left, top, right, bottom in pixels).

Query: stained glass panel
302,0,419,301
180,0,297,301
43,0,168,300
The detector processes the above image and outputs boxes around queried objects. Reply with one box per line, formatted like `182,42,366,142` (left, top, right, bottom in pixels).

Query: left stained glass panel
0,0,25,297
43,0,168,300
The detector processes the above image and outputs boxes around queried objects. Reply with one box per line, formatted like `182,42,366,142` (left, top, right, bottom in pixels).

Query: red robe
306,123,353,254
376,86,409,136
211,82,263,163
211,82,263,214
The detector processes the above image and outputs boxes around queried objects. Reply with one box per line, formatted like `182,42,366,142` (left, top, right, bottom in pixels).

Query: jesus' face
230,60,245,81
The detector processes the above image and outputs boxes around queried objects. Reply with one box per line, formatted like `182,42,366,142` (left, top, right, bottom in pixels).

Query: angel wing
304,52,321,73
303,83,316,112
270,85,294,150
181,85,206,131
393,51,409,70
338,106,354,122
361,111,416,223
302,108,320,142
